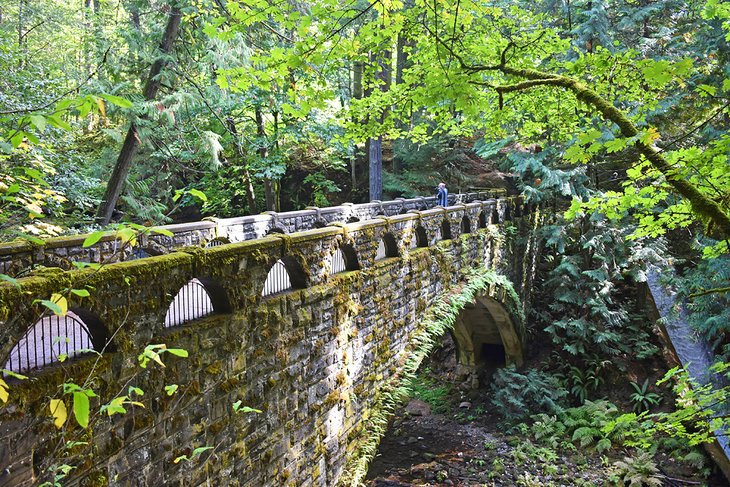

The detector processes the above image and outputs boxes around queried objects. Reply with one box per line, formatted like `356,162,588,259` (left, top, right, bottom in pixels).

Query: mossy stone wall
0,196,537,487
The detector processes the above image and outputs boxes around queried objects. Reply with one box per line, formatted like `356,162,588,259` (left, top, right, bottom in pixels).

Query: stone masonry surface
0,195,540,486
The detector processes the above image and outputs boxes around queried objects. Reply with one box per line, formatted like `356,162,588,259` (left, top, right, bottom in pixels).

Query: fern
611,452,663,487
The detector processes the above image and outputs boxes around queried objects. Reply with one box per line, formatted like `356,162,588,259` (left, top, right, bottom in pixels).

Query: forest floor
365,337,727,487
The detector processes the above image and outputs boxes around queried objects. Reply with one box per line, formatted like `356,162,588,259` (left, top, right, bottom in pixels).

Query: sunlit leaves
49,399,67,429
138,344,189,369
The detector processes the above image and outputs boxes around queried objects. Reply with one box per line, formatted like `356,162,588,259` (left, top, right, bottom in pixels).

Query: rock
422,452,437,461
405,399,432,417
458,401,472,409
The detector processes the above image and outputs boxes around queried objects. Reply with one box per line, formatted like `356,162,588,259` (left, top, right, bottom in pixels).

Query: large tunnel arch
450,292,524,373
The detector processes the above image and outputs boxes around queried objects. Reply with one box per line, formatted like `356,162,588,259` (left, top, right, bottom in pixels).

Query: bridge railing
0,191,509,276
0,195,534,376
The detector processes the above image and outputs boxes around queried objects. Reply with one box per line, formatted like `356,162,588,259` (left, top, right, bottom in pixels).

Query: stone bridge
0,193,541,486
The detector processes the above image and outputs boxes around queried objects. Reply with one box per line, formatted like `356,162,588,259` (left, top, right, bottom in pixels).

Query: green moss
206,362,222,375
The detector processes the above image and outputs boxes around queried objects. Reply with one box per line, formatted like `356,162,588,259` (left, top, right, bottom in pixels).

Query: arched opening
205,237,230,248
441,219,452,240
164,278,229,328
262,256,308,297
480,343,506,367
491,207,499,225
313,220,328,229
415,226,428,248
4,309,107,375
503,204,512,222
330,244,360,273
266,227,287,235
375,233,399,260
346,216,360,223
450,292,523,386
478,211,488,229
460,216,471,234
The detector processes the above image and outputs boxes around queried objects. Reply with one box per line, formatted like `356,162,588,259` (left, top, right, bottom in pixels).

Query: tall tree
95,4,183,224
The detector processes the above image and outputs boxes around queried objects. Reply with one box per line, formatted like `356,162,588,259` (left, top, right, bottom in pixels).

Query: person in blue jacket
437,182,448,206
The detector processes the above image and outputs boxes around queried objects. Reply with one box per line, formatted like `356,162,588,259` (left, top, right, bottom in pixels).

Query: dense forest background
1,0,729,483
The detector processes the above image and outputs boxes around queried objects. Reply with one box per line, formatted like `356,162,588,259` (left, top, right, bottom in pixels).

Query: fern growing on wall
341,269,521,486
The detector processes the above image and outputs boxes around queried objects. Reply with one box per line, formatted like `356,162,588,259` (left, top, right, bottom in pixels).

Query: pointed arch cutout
491,207,500,225
4,309,107,375
375,233,399,260
441,219,453,240
262,256,308,297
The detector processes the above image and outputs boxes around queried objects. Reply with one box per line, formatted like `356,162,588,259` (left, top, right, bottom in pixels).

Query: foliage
406,370,451,414
629,379,663,413
609,451,663,487
489,366,568,423
567,364,604,405
606,362,730,449
673,253,730,359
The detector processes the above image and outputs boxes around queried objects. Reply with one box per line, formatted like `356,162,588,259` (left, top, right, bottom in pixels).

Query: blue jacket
437,187,448,206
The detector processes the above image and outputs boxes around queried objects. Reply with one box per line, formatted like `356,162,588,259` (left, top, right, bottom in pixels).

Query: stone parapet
0,191,509,277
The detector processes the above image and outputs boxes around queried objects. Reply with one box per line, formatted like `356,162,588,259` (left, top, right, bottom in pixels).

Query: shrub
489,365,568,423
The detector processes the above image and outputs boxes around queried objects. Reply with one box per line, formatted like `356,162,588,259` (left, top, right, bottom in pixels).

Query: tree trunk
352,60,364,190
367,46,390,201
369,136,383,201
255,107,277,212
96,6,182,224
225,117,257,213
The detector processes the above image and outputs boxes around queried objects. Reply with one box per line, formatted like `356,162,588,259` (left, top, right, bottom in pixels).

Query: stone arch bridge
0,192,541,486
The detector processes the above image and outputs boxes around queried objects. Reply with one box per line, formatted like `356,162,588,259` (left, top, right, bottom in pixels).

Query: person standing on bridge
437,182,448,206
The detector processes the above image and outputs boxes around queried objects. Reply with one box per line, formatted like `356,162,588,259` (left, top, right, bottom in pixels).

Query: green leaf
165,384,179,396
191,446,214,458
0,274,19,287
70,289,90,297
38,298,63,316
1,369,27,380
696,84,717,97
46,115,72,131
73,391,90,428
100,94,134,109
115,227,137,246
82,230,107,248
188,189,208,202
10,131,24,148
151,228,174,237
129,386,144,396
165,348,188,358
29,115,47,132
